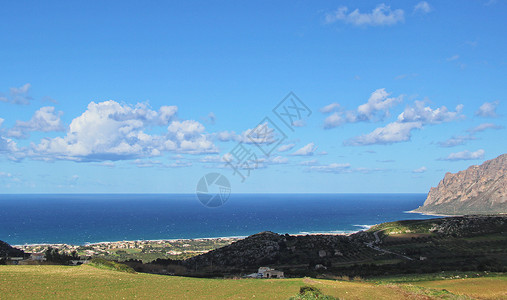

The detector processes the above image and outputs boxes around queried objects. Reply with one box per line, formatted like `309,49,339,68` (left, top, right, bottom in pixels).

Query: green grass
1,265,506,299
88,258,136,273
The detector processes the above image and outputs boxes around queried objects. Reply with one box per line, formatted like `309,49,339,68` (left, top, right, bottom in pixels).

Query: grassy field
0,265,506,299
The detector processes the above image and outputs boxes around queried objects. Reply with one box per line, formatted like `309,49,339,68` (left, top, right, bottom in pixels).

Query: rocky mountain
414,153,507,215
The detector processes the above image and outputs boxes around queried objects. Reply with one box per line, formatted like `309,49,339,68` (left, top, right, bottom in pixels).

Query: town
13,237,239,263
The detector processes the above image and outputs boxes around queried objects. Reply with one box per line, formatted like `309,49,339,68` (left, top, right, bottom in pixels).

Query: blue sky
0,0,506,193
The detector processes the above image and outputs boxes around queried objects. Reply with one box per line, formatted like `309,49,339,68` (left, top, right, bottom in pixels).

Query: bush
89,258,136,273
287,286,338,300
299,286,322,294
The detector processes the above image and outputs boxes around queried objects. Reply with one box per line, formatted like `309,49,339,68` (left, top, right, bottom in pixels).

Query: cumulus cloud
320,103,340,113
443,149,485,161
7,107,64,139
414,1,432,14
325,4,404,27
0,83,32,105
323,88,402,129
345,121,422,146
346,100,465,146
412,166,427,173
29,100,216,162
397,101,464,124
291,142,317,156
475,101,499,117
323,112,345,129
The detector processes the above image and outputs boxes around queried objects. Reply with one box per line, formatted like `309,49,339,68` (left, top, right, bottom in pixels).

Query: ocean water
0,194,435,245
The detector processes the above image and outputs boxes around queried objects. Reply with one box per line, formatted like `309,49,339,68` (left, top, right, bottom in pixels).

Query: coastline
13,228,370,248
405,209,458,217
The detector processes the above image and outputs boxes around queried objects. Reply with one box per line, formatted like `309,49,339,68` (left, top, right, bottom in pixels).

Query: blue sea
0,194,436,245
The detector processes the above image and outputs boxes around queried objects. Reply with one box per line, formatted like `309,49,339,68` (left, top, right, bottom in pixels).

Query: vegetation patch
89,258,136,273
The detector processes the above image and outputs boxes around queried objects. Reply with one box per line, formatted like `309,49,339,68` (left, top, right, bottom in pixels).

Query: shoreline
405,210,459,217
13,228,371,248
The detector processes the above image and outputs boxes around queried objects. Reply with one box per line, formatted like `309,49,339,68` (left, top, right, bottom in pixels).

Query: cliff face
415,154,507,215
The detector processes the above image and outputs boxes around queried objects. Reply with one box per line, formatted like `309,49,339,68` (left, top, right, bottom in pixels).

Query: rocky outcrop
415,154,507,215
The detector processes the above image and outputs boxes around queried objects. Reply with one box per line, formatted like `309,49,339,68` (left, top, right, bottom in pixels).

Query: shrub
287,286,338,300
89,258,136,273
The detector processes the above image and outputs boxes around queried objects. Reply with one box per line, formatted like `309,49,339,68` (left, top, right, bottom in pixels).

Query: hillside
1,265,506,299
414,153,507,215
123,215,507,278
0,240,25,259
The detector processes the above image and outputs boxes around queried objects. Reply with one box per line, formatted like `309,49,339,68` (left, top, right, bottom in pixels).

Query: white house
30,253,46,261
256,267,284,279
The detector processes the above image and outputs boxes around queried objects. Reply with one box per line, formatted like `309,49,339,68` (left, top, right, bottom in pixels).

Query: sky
0,0,506,194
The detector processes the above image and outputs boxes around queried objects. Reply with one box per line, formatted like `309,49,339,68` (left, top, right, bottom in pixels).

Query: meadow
1,265,505,299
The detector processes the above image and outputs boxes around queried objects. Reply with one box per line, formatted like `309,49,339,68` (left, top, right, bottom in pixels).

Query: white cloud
414,1,432,14
214,131,239,142
199,155,226,163
30,100,216,161
202,112,216,125
356,88,402,120
309,163,351,173
326,4,405,27
412,166,427,173
345,121,422,146
320,103,340,113
475,101,499,117
132,158,191,168
447,55,460,61
443,149,485,161
291,142,317,156
397,101,464,124
214,123,282,145
270,156,289,164
277,143,295,152
242,122,279,145
0,83,32,105
292,119,306,127
467,123,503,133
323,88,402,129
7,106,64,139
323,112,345,129
345,99,465,146
438,135,475,147
438,122,503,147
299,159,318,166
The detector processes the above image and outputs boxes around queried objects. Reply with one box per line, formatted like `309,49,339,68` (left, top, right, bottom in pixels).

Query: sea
0,193,437,245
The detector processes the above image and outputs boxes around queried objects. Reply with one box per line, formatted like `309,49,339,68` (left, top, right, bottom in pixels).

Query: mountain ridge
414,153,507,215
